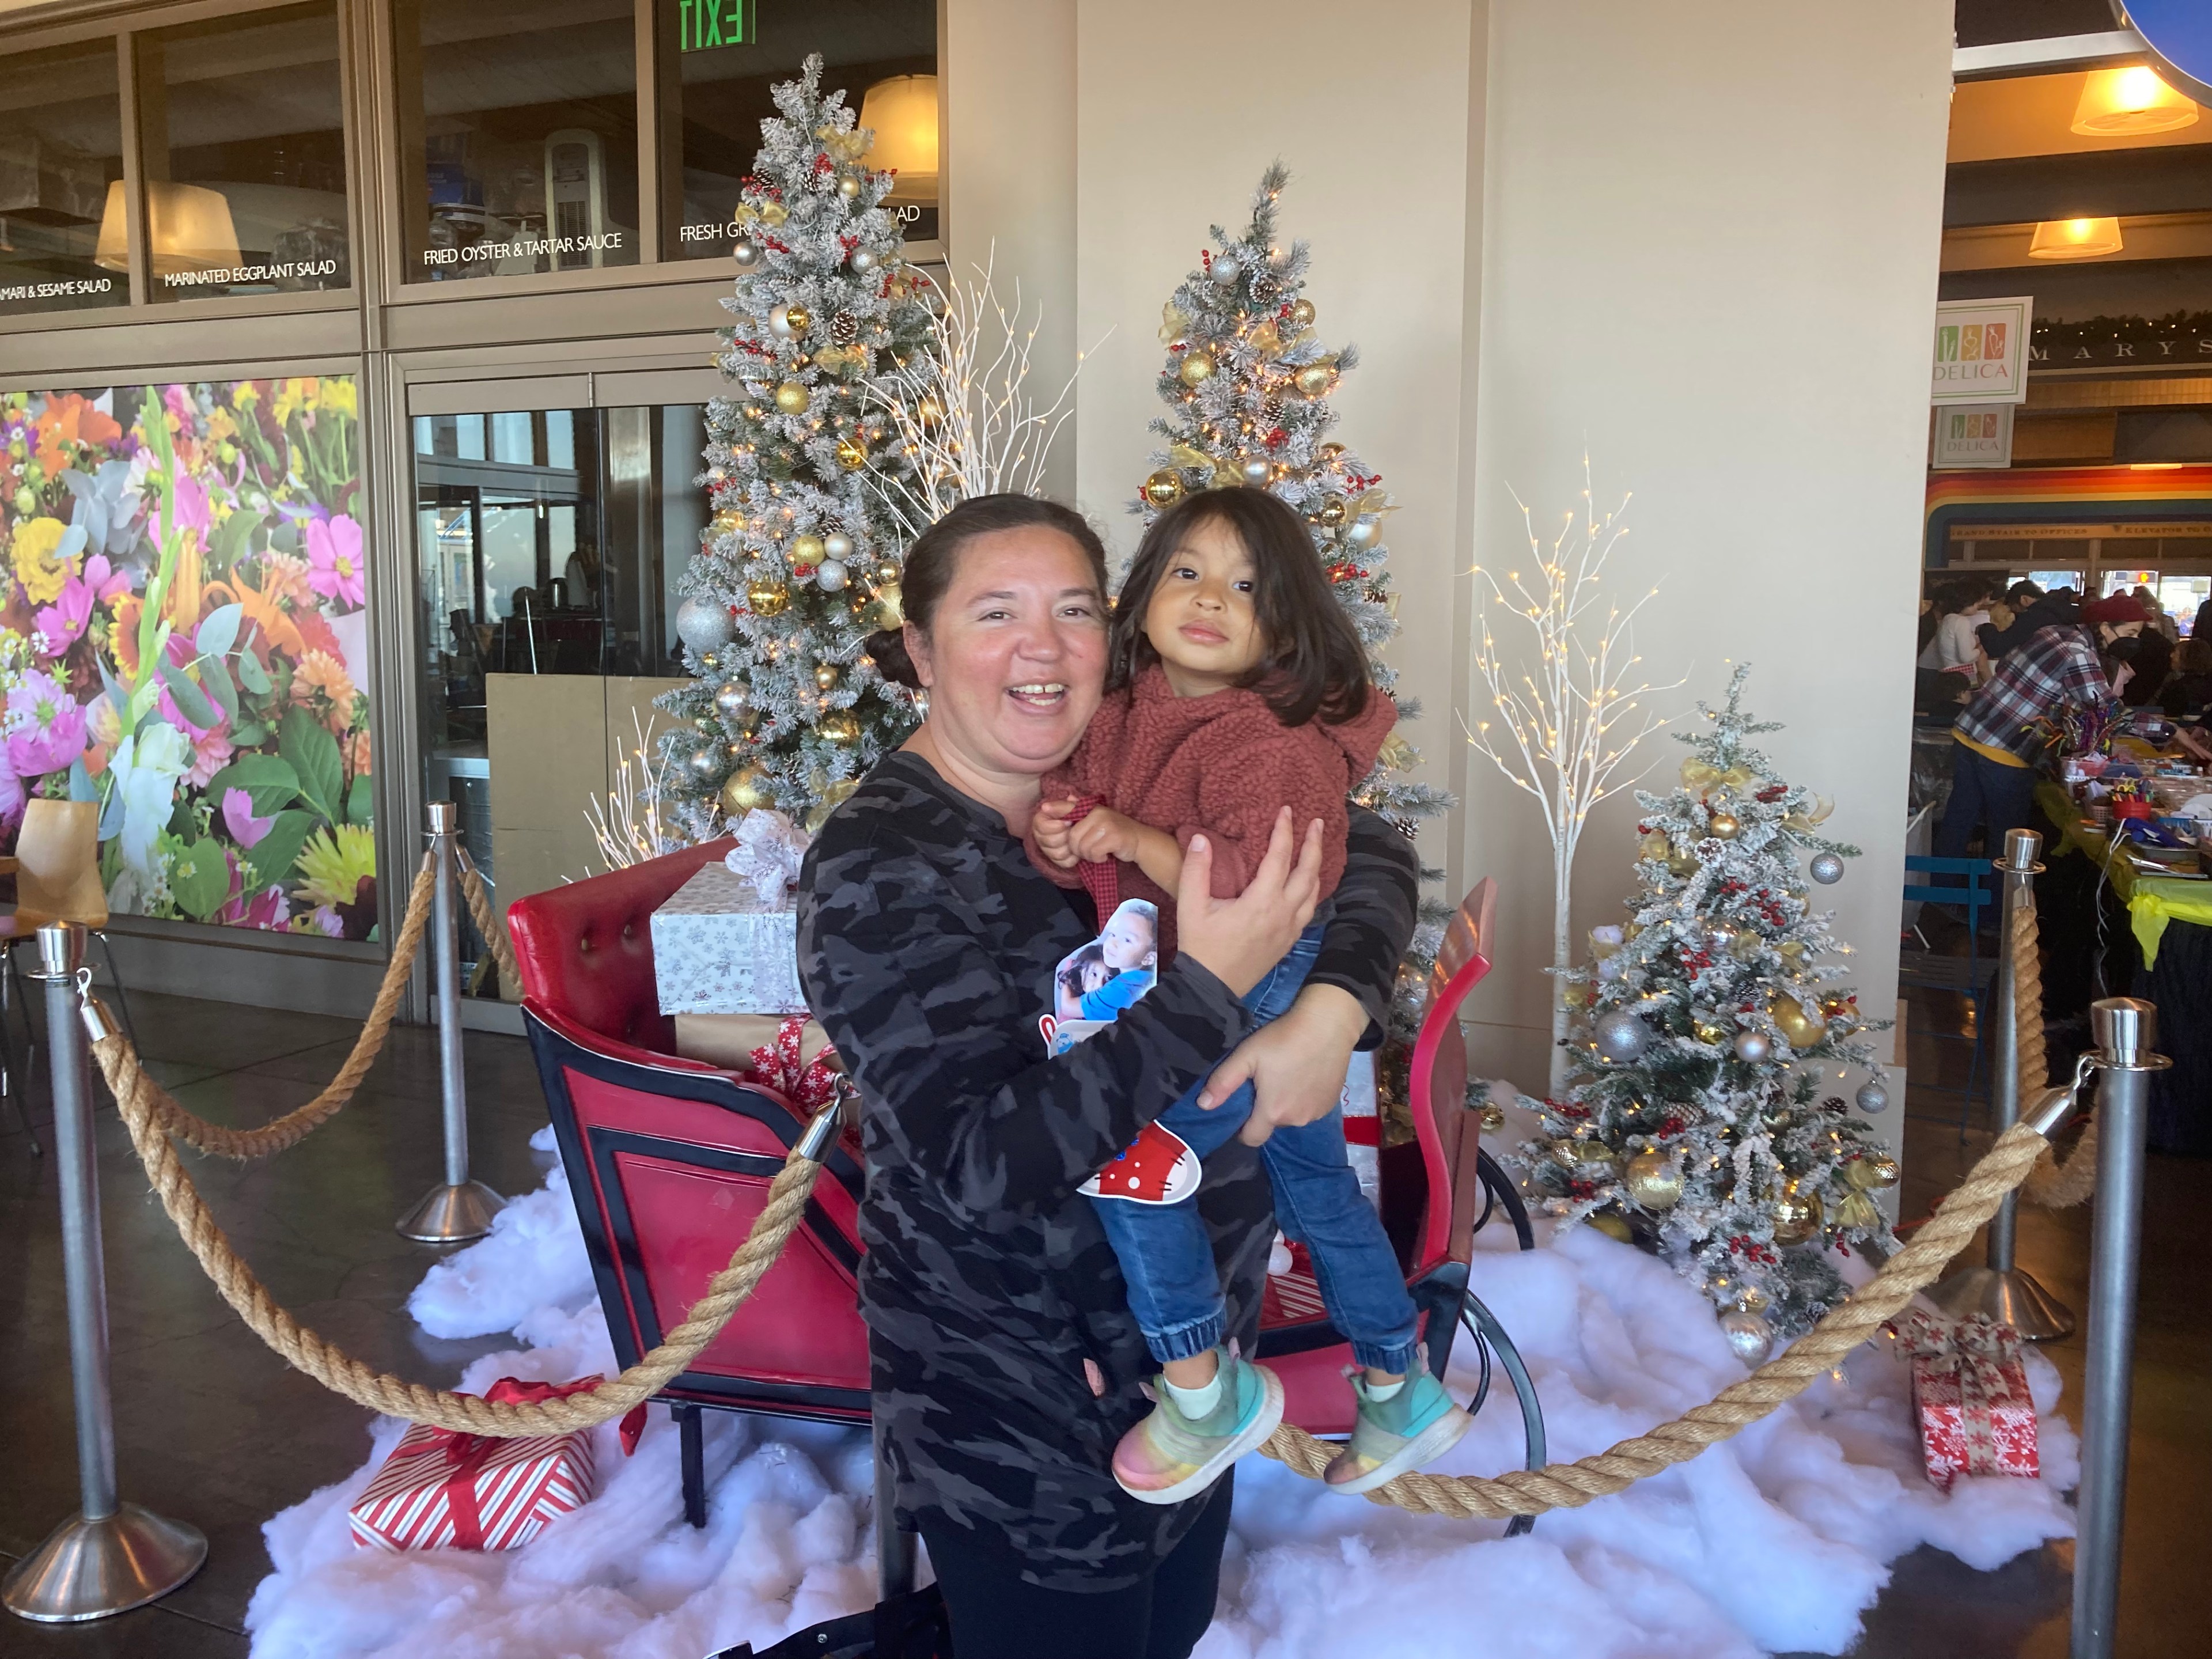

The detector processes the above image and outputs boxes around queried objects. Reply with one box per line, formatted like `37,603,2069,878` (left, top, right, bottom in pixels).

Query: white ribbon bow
725,809,810,908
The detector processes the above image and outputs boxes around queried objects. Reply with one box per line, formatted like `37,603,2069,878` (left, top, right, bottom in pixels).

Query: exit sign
679,0,752,52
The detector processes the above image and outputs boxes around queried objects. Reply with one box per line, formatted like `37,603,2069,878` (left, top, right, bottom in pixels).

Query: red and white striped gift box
349,1377,605,1552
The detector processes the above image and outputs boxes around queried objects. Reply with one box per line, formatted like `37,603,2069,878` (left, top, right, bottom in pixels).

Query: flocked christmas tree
1518,667,1899,1357
658,56,935,837
1138,165,1452,1062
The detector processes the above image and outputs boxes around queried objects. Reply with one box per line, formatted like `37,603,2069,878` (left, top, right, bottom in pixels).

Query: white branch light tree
1468,460,1680,1089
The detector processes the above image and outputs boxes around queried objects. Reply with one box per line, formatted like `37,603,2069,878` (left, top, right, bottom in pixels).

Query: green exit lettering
680,0,750,51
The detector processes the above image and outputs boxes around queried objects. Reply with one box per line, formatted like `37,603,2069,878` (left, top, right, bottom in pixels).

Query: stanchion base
1925,1264,2077,1341
2,1504,206,1623
396,1179,505,1243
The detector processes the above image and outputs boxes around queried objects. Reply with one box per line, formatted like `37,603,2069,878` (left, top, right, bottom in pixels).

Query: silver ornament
768,304,798,338
685,745,725,782
1854,1079,1891,1115
1809,851,1844,885
733,238,762,270
1593,1009,1652,1063
1240,457,1272,486
850,247,878,274
1733,1029,1772,1065
713,681,752,719
1211,255,1242,285
1719,1308,1774,1366
823,531,855,562
816,558,849,592
1346,517,1379,548
676,595,736,653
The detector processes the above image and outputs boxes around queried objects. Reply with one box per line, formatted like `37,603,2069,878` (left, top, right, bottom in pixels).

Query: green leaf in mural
171,838,232,922
234,642,272,695
209,510,263,572
245,808,315,893
204,755,300,817
200,656,240,727
230,719,265,747
344,771,374,827
157,659,219,732
195,603,243,661
279,706,343,825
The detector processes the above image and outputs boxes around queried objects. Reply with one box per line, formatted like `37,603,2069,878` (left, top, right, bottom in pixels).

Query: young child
1028,487,1472,1504
1051,902,1158,1025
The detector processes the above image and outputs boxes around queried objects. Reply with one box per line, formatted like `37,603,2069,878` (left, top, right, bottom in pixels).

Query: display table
2034,782,2210,1154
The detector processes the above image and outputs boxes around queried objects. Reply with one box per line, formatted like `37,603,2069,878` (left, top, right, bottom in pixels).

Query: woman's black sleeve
1307,806,1420,1047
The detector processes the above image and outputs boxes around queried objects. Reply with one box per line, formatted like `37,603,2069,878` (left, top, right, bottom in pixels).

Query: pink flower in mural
5,670,87,777
185,721,234,789
222,885,290,930
159,471,212,542
30,556,123,656
306,514,366,611
221,787,274,849
0,762,22,828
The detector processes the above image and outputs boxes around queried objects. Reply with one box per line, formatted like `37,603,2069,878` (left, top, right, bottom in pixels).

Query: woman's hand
1175,808,1323,999
1199,982,1370,1147
1032,798,1080,869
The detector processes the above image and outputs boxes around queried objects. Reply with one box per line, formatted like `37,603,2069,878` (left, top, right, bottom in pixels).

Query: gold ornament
817,710,861,746
1293,360,1338,398
815,662,842,691
1479,1101,1506,1132
1695,1020,1729,1046
1562,981,1590,1009
1143,469,1185,508
838,175,861,199
746,577,790,618
1586,1209,1634,1244
1846,1153,1899,1191
874,560,901,584
1708,811,1740,840
774,381,809,415
1319,441,1345,461
785,303,813,335
1177,351,1217,388
1736,1284,1772,1315
1836,1190,1882,1232
1376,733,1415,773
1624,1149,1683,1211
1666,850,1700,877
802,778,860,836
791,533,826,567
1770,1181,1823,1245
1315,494,1349,528
1772,994,1825,1049
1778,940,1808,962
834,435,868,471
721,766,772,815
1639,831,1671,861
713,509,742,535
869,579,905,628
1290,297,1317,327
1730,932,1763,959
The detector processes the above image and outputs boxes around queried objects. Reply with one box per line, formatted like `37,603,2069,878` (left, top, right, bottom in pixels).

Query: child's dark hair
1108,487,1371,727
1058,942,1109,1002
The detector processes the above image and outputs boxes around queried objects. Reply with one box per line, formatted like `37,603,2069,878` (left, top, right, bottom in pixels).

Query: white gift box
650,862,809,1016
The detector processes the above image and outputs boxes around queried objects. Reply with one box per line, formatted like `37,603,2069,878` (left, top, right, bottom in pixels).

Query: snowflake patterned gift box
650,860,809,1016
1889,1311,2040,1492
349,1377,604,1551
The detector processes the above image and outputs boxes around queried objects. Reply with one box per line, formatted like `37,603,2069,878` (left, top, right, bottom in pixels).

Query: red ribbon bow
748,1015,844,1112
388,1376,646,1551
1888,1310,2025,1474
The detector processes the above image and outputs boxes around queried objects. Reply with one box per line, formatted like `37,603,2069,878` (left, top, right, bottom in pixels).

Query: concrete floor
0,983,2203,1658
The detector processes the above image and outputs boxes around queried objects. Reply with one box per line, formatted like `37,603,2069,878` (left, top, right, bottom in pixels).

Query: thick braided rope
2010,889,2099,1209
456,852,520,996
1260,1119,2052,1517
131,852,437,1161
97,1017,824,1436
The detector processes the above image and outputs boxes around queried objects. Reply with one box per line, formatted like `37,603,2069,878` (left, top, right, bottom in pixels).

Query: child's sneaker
1111,1346,1284,1505
1323,1355,1474,1495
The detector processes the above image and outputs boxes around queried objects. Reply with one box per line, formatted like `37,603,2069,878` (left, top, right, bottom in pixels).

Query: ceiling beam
1954,29,2150,81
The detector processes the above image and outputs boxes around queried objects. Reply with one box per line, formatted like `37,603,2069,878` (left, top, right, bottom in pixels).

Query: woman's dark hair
865,494,1111,690
1107,487,1370,727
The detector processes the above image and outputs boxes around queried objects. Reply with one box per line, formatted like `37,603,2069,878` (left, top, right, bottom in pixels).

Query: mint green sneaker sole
1325,1399,1475,1496
1120,1365,1286,1507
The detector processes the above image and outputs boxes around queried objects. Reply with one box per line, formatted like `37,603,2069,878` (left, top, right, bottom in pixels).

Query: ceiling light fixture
2071,66,2199,136
859,75,939,207
93,180,241,276
2028,217,2125,260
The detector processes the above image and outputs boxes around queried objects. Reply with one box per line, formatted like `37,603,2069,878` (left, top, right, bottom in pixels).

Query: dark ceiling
1956,1,2122,48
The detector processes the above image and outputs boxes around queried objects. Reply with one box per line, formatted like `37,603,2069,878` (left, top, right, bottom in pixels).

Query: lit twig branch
1464,457,1683,1087
868,245,1104,533
585,711,688,875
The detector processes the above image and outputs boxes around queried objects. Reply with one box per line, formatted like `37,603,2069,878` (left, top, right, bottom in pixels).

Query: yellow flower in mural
231,381,260,412
316,379,357,420
294,823,375,908
273,378,317,425
206,406,238,444
11,516,74,604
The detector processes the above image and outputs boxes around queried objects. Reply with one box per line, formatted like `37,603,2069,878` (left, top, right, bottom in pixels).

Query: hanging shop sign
2118,2,2212,104
2031,313,2212,367
1931,403,2015,469
1933,297,2034,405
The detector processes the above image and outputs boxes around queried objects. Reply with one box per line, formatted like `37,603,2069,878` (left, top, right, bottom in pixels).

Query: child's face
1100,909,1157,971
1080,959,1111,994
1143,516,1265,694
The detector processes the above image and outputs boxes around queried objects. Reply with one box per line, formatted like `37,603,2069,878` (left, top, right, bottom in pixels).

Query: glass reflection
0,40,127,316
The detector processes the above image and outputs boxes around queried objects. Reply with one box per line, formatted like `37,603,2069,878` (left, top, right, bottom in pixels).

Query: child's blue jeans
1089,920,1421,1376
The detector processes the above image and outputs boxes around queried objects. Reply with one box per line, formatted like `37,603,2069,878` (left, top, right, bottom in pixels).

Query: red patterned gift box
350,1377,616,1552
1889,1311,2040,1491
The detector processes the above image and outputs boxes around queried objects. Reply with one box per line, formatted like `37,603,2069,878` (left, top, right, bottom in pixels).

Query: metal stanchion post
4,925,204,1622
1929,827,2075,1338
396,802,505,1242
2072,997,2164,1659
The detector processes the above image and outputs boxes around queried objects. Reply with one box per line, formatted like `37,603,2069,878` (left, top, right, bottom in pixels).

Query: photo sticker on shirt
1043,899,1160,1055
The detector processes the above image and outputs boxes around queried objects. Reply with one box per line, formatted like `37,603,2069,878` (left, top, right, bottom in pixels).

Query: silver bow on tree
725,808,811,908
1889,1309,2026,1472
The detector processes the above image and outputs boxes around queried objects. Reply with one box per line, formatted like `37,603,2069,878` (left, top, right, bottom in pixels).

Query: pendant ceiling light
2028,217,2125,260
858,75,939,207
2071,66,2199,136
93,180,243,276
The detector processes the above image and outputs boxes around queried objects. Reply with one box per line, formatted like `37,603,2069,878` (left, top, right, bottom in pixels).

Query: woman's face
906,528,1108,782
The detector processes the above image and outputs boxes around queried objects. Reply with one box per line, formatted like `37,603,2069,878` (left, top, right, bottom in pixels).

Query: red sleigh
510,844,1543,1545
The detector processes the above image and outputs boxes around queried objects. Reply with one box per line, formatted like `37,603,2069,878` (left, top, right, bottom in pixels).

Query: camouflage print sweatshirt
797,750,1417,1591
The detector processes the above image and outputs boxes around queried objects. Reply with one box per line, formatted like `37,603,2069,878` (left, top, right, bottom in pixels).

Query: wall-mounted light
2071,66,2199,136
94,180,241,275
859,75,938,206
2028,216,2125,260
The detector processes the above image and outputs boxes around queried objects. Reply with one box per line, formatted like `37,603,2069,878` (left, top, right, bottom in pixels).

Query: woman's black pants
915,1472,1234,1659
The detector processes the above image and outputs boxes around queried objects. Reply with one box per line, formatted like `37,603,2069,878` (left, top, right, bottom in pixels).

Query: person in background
1975,581,2037,662
1978,581,2078,664
2133,585,2180,643
2121,609,2174,708
1917,577,1991,677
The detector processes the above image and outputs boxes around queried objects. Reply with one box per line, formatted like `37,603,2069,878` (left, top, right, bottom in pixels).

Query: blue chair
1900,855,1999,1133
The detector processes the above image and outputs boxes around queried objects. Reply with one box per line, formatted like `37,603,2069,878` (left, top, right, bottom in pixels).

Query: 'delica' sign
1932,297,2034,406
2118,2,2212,103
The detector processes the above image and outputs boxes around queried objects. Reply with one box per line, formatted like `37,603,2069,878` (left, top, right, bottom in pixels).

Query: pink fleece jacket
1027,665,1398,919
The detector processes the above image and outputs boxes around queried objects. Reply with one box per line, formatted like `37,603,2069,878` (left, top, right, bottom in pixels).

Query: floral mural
0,379,376,939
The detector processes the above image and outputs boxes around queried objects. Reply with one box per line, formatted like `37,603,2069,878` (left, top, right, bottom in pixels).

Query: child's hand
1067,806,1141,865
1033,798,1081,868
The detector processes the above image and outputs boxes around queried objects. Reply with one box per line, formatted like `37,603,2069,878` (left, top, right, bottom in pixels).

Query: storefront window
393,0,641,284
661,0,937,261
0,41,127,317
138,2,349,304
417,402,705,988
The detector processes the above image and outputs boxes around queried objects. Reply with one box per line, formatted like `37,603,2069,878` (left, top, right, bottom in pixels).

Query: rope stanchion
139,851,438,1161
93,997,835,1437
2013,898,2099,1209
455,850,519,998
1259,1118,2054,1518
